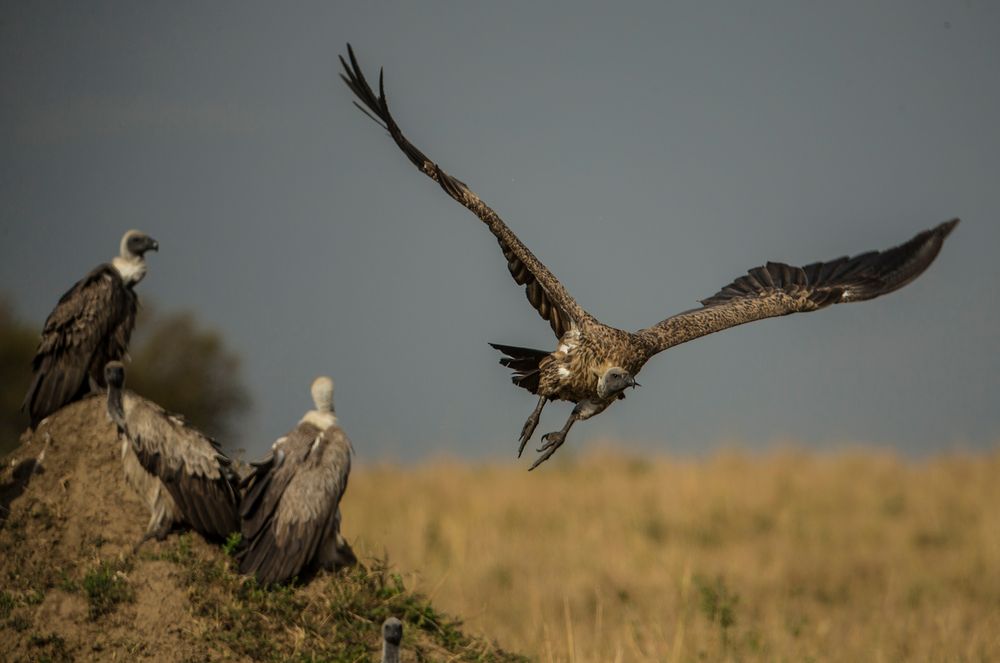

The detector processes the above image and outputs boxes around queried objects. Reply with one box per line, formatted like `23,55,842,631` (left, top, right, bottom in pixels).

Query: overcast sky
2,1,997,462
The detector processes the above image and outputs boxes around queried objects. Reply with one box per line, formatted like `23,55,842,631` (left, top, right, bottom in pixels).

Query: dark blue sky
2,2,997,461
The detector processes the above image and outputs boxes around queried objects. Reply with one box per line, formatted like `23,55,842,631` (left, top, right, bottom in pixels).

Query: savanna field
344,447,1000,662
3,403,998,661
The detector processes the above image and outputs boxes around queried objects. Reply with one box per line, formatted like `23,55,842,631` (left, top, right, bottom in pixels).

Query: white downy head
112,229,158,285
301,376,337,429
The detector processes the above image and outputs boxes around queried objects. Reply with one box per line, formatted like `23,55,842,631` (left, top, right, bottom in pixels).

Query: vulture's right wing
340,45,594,339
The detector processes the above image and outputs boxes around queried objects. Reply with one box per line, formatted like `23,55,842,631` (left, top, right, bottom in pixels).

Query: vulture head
104,360,126,389
121,229,159,257
382,616,403,647
114,230,158,285
597,367,639,400
311,376,335,413
299,376,337,429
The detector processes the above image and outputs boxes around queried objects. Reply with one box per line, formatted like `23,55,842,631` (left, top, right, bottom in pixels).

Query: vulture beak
147,237,159,252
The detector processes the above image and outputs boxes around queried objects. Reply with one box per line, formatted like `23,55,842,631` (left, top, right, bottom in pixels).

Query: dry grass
343,447,1000,662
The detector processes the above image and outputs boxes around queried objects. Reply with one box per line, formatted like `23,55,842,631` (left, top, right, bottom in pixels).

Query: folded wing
125,395,240,540
239,425,352,586
23,265,136,426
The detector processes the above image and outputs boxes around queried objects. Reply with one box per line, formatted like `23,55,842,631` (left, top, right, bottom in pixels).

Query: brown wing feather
239,450,290,541
238,424,351,586
239,435,304,546
339,45,594,339
638,219,958,354
125,394,240,540
23,264,136,427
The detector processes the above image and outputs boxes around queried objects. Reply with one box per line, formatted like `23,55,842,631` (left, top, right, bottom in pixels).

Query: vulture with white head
239,376,356,586
23,230,158,428
104,361,240,548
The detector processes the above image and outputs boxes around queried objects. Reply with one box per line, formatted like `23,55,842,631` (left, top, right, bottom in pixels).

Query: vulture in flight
238,376,356,586
340,45,958,469
23,230,158,429
104,361,240,549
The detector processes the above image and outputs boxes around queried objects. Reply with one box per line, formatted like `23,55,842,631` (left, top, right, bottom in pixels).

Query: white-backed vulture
341,45,959,469
238,376,355,586
23,230,158,429
104,361,240,548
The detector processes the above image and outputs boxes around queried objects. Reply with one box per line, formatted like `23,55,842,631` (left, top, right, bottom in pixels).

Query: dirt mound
0,398,525,662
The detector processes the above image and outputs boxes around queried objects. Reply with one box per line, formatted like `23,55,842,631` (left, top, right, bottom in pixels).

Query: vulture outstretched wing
638,219,958,354
340,44,594,339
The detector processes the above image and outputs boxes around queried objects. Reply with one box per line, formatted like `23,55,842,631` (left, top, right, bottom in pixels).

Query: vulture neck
112,255,147,286
382,640,400,663
300,409,337,430
106,386,126,430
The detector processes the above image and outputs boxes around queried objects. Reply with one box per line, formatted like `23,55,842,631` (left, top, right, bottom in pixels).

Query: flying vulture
341,45,959,469
104,361,240,549
23,230,158,428
239,376,356,586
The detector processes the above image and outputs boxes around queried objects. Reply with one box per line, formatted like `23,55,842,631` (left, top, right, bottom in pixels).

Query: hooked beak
147,237,159,252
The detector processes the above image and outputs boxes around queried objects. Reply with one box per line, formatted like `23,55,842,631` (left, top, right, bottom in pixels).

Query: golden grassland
343,446,1000,662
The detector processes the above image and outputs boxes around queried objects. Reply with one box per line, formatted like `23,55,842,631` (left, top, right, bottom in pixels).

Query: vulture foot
517,395,548,457
529,431,567,470
133,523,171,553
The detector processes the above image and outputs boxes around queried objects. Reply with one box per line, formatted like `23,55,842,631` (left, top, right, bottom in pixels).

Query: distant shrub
695,574,739,646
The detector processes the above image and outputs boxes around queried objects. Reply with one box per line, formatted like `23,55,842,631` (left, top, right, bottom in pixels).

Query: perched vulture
23,230,158,428
104,361,240,549
341,45,959,469
239,376,355,586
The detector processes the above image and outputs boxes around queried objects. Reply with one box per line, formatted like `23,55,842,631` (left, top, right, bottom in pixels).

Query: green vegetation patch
81,558,134,619
148,535,527,663
695,574,740,647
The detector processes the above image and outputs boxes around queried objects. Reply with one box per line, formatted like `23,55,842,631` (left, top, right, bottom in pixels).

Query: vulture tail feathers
489,343,549,394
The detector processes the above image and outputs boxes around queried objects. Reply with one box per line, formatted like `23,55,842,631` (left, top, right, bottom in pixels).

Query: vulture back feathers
24,230,157,428
105,361,239,545
239,376,355,586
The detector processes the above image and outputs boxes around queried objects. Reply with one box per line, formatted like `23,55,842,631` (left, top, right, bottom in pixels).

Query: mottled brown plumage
238,377,355,586
341,45,958,469
104,361,240,549
23,230,158,428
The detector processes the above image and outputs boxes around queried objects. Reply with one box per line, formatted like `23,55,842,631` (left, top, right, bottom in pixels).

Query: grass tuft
695,574,739,646
81,558,134,619
222,531,242,557
0,590,14,619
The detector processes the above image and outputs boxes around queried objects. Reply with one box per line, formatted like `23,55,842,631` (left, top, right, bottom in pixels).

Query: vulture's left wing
637,219,958,354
